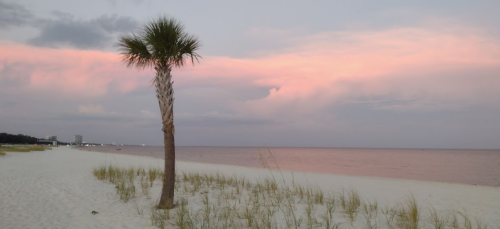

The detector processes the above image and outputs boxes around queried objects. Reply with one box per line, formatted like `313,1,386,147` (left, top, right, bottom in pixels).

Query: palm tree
117,16,201,209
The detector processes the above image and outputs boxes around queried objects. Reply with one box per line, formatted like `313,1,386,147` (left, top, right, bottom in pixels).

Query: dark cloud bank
0,0,139,49
29,13,138,49
0,0,33,28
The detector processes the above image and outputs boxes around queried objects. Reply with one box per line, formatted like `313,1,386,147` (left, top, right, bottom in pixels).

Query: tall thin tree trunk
159,122,175,209
155,66,176,209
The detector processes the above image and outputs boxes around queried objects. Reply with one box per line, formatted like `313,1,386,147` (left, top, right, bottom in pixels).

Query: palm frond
144,16,201,69
177,34,202,67
117,33,153,69
118,15,201,71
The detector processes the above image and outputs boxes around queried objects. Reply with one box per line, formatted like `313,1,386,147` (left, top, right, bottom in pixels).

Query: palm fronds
117,16,201,70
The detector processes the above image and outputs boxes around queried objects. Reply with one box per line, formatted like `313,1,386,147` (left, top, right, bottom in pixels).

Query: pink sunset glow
1,26,499,115
1,0,500,148
178,27,500,116
0,41,153,99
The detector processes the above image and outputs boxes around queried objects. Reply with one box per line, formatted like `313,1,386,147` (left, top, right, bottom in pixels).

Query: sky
0,0,499,149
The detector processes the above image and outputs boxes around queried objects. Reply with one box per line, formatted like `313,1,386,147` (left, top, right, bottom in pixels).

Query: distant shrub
0,145,48,153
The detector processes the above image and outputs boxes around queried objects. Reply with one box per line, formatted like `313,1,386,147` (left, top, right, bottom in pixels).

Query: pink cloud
0,41,153,99
78,103,104,114
174,26,500,118
1,25,499,120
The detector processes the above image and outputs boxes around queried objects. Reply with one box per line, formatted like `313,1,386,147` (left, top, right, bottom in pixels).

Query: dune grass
91,163,491,229
0,145,51,155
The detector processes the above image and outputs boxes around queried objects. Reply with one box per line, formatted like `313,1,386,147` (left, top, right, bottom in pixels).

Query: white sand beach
1,147,499,229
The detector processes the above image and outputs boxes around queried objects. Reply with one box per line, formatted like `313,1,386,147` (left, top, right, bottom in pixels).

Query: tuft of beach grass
91,153,493,229
0,145,52,157
0,145,51,153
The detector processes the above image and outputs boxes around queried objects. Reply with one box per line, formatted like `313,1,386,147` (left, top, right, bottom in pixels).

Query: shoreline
76,145,500,187
1,147,499,228
80,146,497,188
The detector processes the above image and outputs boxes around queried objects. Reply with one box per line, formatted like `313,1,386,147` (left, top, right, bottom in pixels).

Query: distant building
111,142,117,146
45,135,57,141
74,135,83,144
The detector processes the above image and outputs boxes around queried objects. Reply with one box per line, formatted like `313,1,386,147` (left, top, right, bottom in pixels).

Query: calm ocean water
78,146,500,187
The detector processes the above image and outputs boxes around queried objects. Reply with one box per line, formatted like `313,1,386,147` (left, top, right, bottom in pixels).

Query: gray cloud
55,112,138,122
94,15,138,33
0,0,33,28
176,113,275,127
28,13,138,49
0,61,33,87
50,10,75,21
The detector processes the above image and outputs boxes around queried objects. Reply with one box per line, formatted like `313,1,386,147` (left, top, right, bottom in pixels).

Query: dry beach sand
0,147,499,229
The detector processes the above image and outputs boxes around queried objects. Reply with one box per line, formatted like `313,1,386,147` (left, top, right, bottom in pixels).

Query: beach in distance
80,145,500,187
1,146,499,229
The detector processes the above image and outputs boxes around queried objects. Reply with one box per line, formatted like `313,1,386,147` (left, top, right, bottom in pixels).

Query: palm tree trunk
155,67,176,209
159,122,175,209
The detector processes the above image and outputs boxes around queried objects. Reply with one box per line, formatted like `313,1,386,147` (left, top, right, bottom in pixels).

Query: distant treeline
0,133,38,144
